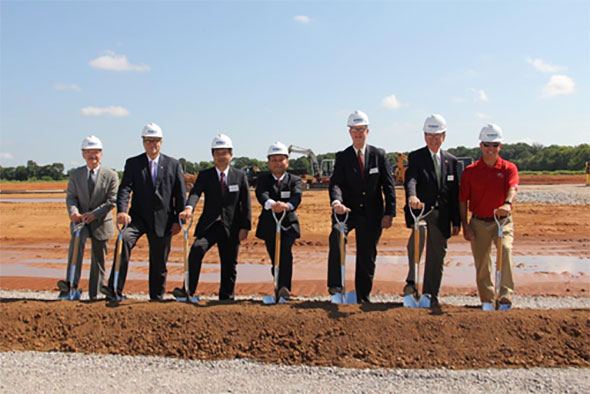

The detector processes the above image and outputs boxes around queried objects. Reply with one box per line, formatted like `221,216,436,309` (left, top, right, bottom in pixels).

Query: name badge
447,175,455,181
369,167,379,175
281,191,291,198
229,184,239,192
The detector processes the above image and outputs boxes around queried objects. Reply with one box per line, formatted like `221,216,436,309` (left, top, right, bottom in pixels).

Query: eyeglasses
425,133,444,139
349,126,368,133
143,138,161,144
482,142,500,148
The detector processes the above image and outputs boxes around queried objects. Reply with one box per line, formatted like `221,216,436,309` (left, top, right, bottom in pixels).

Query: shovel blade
498,303,511,311
482,302,494,311
66,289,82,301
263,295,277,304
403,294,419,308
417,294,431,308
331,291,356,304
330,292,344,304
345,291,357,304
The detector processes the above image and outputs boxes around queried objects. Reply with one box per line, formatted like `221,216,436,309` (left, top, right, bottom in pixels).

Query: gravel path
2,289,589,309
517,184,590,205
1,351,588,393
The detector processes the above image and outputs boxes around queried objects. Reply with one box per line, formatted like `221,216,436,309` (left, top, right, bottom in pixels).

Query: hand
451,225,460,236
70,212,84,223
408,196,422,210
495,204,511,217
271,201,289,213
462,223,474,241
117,212,131,226
82,212,96,224
179,207,193,220
332,203,350,215
171,222,181,235
381,214,393,229
238,229,249,242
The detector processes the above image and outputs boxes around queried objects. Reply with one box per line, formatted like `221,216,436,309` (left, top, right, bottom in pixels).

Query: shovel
331,211,356,304
263,210,287,304
58,222,84,301
175,215,199,303
101,220,127,301
493,209,510,311
403,204,433,308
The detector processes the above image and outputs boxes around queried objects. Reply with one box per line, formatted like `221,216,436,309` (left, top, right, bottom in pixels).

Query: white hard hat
479,123,503,143
81,135,103,150
141,122,163,138
347,110,370,127
267,141,289,158
211,133,233,149
423,114,447,134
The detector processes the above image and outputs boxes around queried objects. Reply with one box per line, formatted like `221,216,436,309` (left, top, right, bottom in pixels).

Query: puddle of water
1,255,588,285
0,198,63,203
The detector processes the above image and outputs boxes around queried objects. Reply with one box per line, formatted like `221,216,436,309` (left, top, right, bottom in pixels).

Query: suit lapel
141,154,153,188
155,155,166,190
348,146,363,181
440,150,448,187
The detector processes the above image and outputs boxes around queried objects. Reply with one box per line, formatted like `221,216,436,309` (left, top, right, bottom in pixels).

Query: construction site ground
0,175,589,370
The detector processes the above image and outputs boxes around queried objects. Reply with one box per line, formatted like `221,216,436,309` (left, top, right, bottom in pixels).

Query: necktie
88,169,95,197
357,149,364,181
276,177,281,189
433,153,441,188
151,160,157,185
220,172,226,197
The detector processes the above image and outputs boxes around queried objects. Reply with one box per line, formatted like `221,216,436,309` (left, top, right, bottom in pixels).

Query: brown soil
1,299,588,369
1,176,589,369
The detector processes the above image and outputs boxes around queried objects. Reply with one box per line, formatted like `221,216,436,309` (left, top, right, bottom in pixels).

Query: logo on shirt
496,172,504,178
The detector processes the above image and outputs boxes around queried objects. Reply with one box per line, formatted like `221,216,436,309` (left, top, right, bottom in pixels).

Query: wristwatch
504,201,512,205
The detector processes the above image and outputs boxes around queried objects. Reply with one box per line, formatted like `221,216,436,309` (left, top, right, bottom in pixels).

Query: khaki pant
469,216,514,303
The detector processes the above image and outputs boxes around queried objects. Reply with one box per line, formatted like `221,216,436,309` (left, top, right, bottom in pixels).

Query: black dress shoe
403,282,418,296
218,294,235,301
328,286,342,295
57,280,70,292
100,285,114,299
358,296,371,304
172,287,187,298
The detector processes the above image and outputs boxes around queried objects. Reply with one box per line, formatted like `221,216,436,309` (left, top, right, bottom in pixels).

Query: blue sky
1,0,588,171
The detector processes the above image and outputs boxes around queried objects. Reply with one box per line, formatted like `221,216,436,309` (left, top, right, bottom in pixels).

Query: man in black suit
175,134,251,301
328,110,396,303
403,114,460,308
101,122,186,301
255,142,303,300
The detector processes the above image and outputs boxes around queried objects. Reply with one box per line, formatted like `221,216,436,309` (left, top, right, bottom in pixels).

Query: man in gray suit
58,135,119,300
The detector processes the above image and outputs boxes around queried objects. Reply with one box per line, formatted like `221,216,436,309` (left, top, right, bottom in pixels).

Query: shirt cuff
331,200,341,206
287,202,294,211
264,199,276,210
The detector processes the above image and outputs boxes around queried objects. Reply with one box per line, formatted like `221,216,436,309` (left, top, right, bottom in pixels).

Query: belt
472,215,495,222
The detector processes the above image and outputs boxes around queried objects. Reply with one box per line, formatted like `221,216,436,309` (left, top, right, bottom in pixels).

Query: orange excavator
392,153,408,186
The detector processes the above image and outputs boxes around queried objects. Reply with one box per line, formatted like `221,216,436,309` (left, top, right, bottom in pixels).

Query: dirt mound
1,299,588,369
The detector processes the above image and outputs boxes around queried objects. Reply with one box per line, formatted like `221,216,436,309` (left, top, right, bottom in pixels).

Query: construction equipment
490,209,511,311
57,222,85,301
100,221,128,302
392,153,408,186
403,204,434,308
183,172,198,190
263,211,287,305
174,215,199,303
287,145,334,187
331,211,356,304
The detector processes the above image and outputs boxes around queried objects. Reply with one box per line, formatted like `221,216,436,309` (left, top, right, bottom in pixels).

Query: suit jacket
329,145,396,228
66,166,118,241
403,146,460,238
255,172,302,241
186,166,252,239
117,153,186,238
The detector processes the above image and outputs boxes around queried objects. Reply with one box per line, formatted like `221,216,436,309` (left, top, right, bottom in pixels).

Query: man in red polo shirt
459,124,519,311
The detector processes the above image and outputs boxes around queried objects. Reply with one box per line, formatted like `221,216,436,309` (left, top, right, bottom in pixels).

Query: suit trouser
405,210,448,298
469,216,515,303
108,222,171,300
65,226,108,299
188,221,240,300
327,215,382,302
264,233,296,291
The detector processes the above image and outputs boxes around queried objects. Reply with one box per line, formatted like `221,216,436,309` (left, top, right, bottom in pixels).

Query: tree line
1,143,588,181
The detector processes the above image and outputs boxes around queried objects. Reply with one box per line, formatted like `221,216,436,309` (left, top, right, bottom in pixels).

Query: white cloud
0,152,14,160
526,56,567,73
541,75,575,98
293,15,310,24
55,82,81,91
469,88,488,102
89,50,150,72
476,112,491,119
80,106,130,117
381,94,402,109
